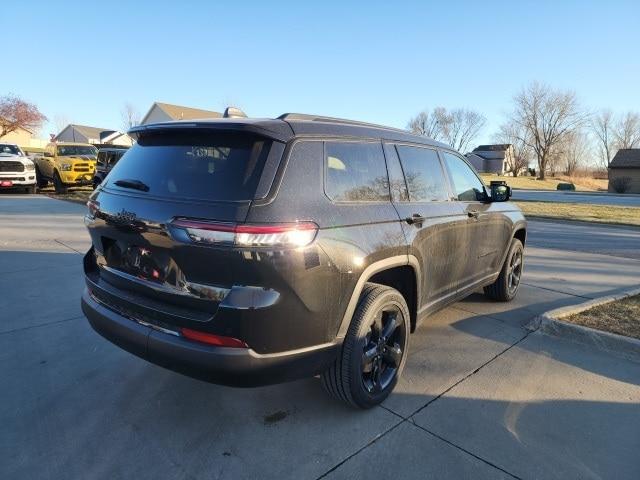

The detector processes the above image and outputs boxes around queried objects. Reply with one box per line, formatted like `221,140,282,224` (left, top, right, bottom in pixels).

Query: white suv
0,143,37,194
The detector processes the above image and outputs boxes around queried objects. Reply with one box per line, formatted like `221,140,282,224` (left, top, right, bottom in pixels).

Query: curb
526,287,640,362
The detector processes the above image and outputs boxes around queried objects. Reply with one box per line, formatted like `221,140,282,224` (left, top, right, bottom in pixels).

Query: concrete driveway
2,195,639,480
513,189,640,207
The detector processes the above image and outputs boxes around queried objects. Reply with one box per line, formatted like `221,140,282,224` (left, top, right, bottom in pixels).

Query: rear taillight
181,328,248,348
86,199,100,217
171,219,318,248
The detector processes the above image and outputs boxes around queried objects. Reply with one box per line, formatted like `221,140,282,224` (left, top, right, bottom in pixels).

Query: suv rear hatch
84,126,288,334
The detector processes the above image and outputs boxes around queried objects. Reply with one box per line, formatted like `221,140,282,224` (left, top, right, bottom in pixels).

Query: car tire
484,238,524,302
321,282,410,409
25,185,36,194
53,171,68,194
35,167,48,188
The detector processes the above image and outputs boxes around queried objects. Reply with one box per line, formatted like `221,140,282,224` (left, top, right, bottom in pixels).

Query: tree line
2,87,638,182
408,82,640,179
0,94,142,141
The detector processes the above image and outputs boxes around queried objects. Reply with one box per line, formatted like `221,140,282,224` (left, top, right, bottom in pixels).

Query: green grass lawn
480,174,608,192
515,201,640,227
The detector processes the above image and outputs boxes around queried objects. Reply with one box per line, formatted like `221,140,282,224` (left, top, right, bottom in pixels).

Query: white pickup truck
0,143,37,193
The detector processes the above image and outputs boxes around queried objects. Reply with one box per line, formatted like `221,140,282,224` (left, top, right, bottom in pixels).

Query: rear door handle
405,214,426,225
467,210,479,219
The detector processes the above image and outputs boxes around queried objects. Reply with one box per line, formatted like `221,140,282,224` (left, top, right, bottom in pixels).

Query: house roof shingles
609,149,640,169
473,144,511,152
58,124,112,140
154,102,222,121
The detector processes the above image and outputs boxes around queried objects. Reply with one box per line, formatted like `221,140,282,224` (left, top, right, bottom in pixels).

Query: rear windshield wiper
113,179,150,192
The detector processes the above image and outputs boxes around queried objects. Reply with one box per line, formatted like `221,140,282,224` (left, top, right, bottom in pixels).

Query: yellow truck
36,142,98,193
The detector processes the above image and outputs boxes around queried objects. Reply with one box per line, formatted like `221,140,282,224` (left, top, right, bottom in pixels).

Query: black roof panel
130,114,449,149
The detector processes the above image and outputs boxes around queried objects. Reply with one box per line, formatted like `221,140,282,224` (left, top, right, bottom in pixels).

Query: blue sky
3,0,639,146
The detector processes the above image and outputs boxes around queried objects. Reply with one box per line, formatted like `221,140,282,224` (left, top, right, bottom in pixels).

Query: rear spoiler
128,121,293,143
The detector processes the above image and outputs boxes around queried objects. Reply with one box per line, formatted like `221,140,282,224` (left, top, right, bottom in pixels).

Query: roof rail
277,113,407,133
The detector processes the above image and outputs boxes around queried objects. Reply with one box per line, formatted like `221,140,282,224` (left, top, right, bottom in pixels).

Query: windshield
56,145,98,157
106,131,274,202
0,144,22,156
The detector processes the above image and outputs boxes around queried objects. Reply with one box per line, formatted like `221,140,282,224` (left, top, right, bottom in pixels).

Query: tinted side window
383,143,409,202
97,152,105,167
442,152,485,201
395,146,449,202
325,142,390,202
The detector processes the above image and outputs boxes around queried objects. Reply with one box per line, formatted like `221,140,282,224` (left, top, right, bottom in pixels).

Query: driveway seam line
0,315,83,336
520,282,593,299
450,304,526,325
54,238,84,255
407,331,532,419
410,422,523,480
314,417,406,479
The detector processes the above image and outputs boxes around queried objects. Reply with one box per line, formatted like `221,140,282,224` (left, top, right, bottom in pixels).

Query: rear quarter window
325,142,390,202
105,131,274,202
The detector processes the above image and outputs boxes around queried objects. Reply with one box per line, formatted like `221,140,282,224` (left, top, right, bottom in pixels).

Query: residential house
466,144,520,175
140,102,222,125
0,125,48,150
55,124,133,146
608,149,640,193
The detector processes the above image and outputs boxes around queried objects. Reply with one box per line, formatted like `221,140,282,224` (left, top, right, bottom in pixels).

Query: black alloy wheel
484,238,524,302
361,305,406,394
321,283,410,408
507,246,523,296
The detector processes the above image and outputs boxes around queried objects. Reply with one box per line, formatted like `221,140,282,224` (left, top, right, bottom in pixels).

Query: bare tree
559,130,591,176
408,107,486,152
590,109,616,169
510,82,584,180
407,109,442,140
614,111,640,149
0,94,47,137
439,108,486,152
53,114,70,134
493,122,532,177
121,103,140,131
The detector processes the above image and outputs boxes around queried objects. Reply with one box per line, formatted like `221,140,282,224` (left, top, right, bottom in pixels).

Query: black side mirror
490,181,511,202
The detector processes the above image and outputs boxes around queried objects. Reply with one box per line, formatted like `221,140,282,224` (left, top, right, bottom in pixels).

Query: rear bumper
81,289,339,387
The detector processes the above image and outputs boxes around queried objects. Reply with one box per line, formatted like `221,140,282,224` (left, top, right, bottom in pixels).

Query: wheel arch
335,255,421,339
513,227,526,246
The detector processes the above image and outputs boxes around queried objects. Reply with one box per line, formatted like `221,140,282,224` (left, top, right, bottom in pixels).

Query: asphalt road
2,195,640,480
513,189,640,207
527,218,640,259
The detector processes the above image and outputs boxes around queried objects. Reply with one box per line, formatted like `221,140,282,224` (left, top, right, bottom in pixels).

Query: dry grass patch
480,174,607,192
563,295,640,339
515,201,640,227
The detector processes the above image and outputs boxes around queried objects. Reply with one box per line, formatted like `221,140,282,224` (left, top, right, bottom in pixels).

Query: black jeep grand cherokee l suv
81,113,526,408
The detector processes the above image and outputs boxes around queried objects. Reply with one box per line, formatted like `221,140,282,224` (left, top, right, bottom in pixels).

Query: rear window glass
325,142,390,202
105,131,273,201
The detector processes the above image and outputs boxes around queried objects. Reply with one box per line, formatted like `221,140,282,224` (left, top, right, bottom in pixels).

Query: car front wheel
53,171,68,194
484,238,524,302
35,167,48,188
321,282,410,408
